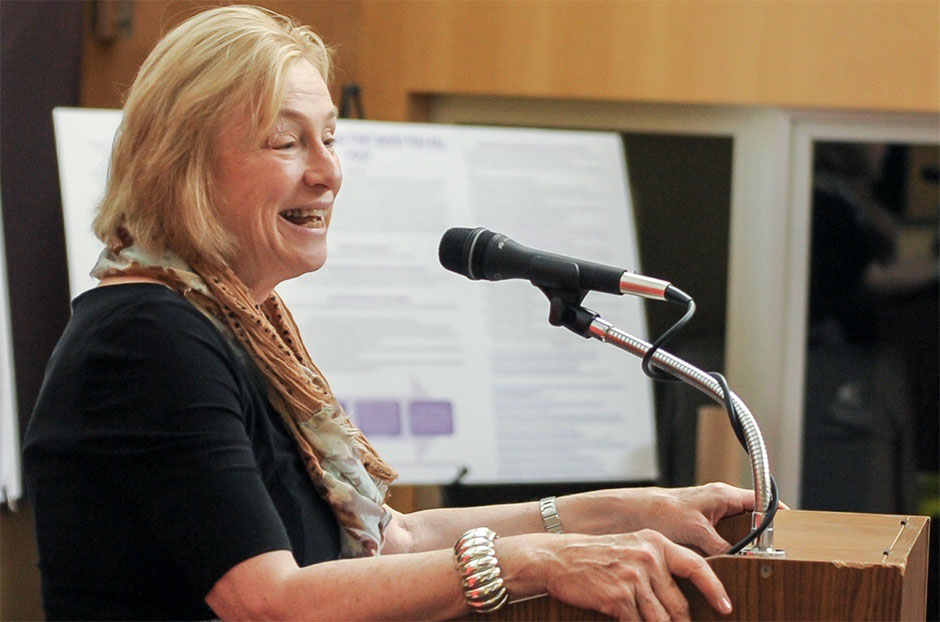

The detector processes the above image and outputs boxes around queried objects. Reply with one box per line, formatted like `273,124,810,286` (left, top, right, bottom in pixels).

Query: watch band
539,496,563,533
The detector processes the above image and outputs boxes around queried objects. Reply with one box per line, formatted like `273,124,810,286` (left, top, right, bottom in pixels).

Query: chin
299,251,328,275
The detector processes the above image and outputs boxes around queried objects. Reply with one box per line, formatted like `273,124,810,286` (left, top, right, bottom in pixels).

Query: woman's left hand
558,482,758,556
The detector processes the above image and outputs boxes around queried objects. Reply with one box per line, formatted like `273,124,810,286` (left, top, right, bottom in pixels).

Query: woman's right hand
497,529,732,622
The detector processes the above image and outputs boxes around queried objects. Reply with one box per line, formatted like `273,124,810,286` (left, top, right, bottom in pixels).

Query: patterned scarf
91,243,397,558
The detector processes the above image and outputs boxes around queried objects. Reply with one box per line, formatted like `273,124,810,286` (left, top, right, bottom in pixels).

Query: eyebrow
277,106,338,125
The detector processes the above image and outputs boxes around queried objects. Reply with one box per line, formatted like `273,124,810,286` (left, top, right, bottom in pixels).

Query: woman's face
214,59,342,302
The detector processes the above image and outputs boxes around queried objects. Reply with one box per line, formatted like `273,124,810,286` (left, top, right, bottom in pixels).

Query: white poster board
0,191,22,505
53,109,658,484
54,109,123,296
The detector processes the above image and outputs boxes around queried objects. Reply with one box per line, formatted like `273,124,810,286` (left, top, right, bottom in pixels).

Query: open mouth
280,208,326,229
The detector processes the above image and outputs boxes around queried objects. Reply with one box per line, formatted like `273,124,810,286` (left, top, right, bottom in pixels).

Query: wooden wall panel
0,507,43,621
81,0,362,108
82,1,939,116
357,0,940,121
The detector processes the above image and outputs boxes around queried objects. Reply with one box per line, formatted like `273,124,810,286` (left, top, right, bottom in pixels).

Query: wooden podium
452,510,930,621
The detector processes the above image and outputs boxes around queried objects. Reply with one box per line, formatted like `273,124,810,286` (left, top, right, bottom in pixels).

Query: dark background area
1,1,84,445
1,4,85,618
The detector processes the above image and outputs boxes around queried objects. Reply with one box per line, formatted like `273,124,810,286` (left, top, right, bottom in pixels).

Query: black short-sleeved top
23,284,341,620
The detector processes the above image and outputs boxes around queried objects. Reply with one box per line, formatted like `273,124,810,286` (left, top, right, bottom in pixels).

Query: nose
303,144,342,192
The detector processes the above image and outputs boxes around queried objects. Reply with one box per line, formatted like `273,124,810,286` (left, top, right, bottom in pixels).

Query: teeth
280,208,326,227
281,208,325,219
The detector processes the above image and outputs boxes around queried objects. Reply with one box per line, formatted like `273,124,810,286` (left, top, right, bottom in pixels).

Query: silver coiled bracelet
453,527,510,614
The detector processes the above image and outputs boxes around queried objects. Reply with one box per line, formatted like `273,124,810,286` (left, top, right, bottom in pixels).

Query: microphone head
438,227,496,279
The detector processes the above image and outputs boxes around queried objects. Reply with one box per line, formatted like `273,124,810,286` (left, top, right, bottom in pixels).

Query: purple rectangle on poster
409,400,454,436
354,401,402,436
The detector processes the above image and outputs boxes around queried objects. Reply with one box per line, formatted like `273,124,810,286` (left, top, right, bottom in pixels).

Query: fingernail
720,597,733,613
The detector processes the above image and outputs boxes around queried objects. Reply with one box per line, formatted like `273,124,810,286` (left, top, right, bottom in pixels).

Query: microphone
439,227,688,303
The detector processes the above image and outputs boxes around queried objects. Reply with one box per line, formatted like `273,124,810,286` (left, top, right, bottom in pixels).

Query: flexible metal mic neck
587,316,784,556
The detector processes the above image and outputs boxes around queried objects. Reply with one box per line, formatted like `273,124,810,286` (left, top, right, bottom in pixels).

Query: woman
24,6,754,620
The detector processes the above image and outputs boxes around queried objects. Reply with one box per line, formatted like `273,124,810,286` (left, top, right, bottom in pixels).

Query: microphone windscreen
438,227,475,276
439,227,496,279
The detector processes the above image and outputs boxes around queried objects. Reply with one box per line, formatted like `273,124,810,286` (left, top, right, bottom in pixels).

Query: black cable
639,298,779,554
710,372,779,555
709,372,747,450
726,476,779,554
710,370,779,553
641,299,696,381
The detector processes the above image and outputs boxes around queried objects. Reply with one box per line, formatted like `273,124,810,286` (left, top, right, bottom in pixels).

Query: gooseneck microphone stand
543,291,785,557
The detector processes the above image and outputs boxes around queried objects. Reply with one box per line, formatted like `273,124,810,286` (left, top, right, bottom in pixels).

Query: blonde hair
94,5,332,266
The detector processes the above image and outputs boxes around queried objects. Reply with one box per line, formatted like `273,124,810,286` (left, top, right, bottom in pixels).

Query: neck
98,275,172,289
